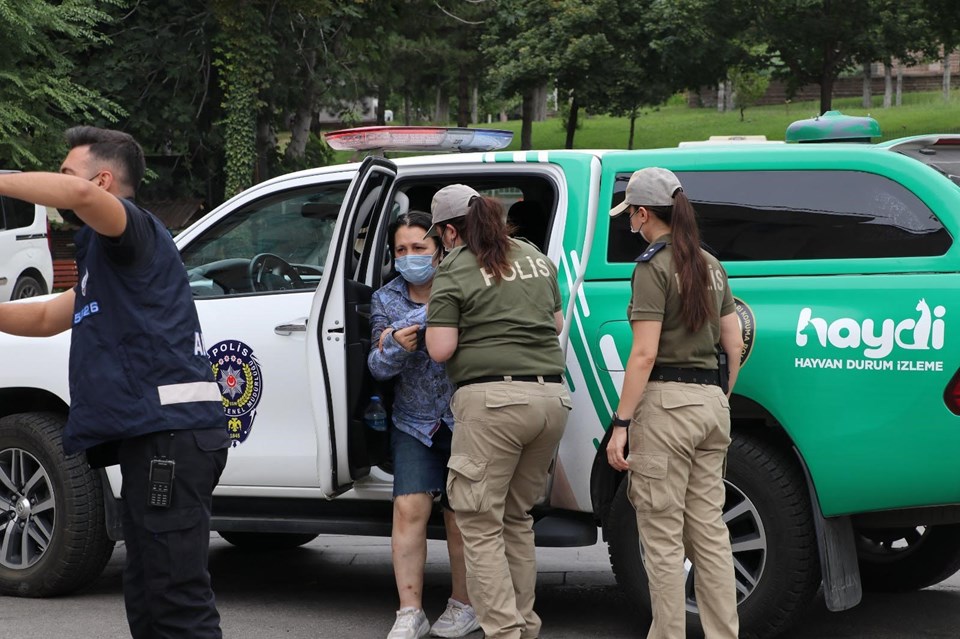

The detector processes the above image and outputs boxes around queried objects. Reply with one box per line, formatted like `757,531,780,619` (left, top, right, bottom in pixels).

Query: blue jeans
391,424,452,498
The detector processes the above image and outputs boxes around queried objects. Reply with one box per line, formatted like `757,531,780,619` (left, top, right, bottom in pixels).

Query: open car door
312,155,397,496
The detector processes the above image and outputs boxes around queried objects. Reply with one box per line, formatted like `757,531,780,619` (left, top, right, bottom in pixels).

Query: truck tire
606,431,820,639
0,412,115,597
857,524,960,592
11,275,45,300
219,531,319,549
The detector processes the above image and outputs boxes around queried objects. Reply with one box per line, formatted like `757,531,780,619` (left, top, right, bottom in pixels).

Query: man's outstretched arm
0,289,75,337
0,172,126,237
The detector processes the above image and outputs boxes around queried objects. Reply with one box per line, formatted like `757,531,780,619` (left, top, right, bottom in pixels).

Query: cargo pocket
144,505,201,534
484,389,530,410
627,453,670,514
660,389,705,410
143,506,203,586
193,428,231,482
446,455,488,513
193,428,230,452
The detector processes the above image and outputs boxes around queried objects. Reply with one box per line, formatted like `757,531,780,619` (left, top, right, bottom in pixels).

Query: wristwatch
610,411,631,428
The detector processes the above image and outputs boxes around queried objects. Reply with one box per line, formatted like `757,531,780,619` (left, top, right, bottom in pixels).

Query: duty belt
649,366,720,386
457,374,563,389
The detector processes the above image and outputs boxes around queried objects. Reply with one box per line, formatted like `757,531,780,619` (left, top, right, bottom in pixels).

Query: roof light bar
786,110,881,143
323,126,514,153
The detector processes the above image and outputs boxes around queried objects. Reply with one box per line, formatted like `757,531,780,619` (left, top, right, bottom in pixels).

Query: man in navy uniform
0,127,228,639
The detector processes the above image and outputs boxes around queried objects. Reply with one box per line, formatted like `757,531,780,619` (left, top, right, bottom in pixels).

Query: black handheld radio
147,458,176,508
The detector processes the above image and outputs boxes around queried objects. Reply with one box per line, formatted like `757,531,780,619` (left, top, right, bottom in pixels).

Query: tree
433,2,490,127
645,0,760,93
603,0,762,147
73,1,226,205
731,67,770,121
602,0,676,149
0,0,123,168
551,0,616,148
211,1,277,198
918,0,960,99
366,0,476,126
212,0,370,198
750,0,886,114
482,0,558,149
78,0,412,205
265,1,366,169
855,0,932,109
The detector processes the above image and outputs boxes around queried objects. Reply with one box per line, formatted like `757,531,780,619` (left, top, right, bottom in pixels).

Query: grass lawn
493,90,960,151
325,89,960,162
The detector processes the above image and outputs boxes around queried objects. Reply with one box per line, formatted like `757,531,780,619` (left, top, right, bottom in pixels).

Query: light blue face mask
395,254,436,285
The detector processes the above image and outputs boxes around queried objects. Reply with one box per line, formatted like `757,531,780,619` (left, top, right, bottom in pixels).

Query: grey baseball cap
609,167,683,217
425,184,480,237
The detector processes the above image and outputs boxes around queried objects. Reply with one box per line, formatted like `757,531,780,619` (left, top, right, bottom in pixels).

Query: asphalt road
3,534,960,638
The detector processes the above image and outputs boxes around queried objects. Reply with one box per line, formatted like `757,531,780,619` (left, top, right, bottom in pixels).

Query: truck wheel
11,275,45,300
857,524,960,592
606,431,820,639
0,412,115,597
219,531,319,549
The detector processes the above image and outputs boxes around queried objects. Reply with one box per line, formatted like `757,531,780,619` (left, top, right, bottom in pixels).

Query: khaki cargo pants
446,379,571,639
628,381,738,639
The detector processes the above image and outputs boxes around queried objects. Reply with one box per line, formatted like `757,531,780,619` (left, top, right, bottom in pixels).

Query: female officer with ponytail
605,168,744,639
368,211,478,639
425,184,571,639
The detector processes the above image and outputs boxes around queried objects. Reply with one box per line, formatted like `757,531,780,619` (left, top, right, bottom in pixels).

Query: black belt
649,366,720,386
457,374,563,389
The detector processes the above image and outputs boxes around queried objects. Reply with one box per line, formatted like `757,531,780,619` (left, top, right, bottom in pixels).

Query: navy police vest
63,201,224,454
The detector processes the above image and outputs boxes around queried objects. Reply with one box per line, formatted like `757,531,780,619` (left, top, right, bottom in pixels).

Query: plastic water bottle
363,395,387,432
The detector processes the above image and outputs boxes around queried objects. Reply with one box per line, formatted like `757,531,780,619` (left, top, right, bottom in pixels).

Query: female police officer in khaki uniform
425,184,571,639
605,168,744,639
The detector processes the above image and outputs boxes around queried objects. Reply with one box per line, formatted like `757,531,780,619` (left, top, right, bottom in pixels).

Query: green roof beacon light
785,110,882,143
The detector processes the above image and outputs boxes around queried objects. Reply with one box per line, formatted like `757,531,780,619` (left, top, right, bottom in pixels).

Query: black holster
718,350,730,394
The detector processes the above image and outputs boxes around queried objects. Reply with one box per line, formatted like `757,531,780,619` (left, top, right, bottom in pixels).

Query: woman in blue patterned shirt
368,211,480,639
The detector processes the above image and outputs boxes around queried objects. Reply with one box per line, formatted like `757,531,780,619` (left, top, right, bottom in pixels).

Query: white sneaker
388,607,430,639
429,598,481,637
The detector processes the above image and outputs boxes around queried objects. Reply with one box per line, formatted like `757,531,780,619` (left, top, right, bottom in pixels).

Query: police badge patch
735,297,756,367
207,339,263,446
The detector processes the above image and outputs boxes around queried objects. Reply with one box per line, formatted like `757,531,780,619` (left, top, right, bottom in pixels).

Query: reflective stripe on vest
157,381,222,406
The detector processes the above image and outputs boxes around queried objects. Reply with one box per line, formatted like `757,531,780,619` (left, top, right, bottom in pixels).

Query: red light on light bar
323,126,513,153
943,369,960,415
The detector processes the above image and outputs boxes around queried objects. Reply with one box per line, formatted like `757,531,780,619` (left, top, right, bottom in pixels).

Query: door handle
274,319,308,336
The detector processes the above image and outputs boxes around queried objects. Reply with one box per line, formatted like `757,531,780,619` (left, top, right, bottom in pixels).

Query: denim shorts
391,424,452,499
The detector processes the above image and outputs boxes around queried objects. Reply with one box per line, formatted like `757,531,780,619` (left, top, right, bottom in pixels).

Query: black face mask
58,172,102,227
57,208,84,228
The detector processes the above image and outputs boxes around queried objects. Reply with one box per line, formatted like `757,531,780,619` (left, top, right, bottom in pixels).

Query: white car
0,171,54,300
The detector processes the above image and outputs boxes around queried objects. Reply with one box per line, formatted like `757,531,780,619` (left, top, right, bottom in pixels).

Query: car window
0,196,38,231
396,177,556,256
608,170,952,262
478,186,524,211
350,171,394,282
181,182,349,297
